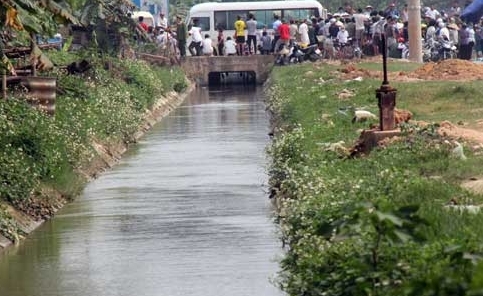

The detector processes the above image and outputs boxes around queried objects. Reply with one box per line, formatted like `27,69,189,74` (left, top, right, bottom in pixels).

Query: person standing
157,12,168,30
175,15,187,58
400,4,409,22
353,8,369,47
246,14,258,54
385,3,399,18
274,18,290,52
289,19,298,44
449,1,461,17
188,18,203,56
468,23,476,59
459,23,470,59
298,19,309,45
336,25,349,44
234,15,246,55
271,14,282,52
217,28,225,55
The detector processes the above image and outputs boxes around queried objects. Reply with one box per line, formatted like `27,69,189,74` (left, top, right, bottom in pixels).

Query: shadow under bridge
181,55,275,86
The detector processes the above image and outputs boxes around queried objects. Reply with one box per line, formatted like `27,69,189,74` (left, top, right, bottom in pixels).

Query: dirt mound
337,63,422,82
438,120,483,145
411,59,483,80
335,59,483,82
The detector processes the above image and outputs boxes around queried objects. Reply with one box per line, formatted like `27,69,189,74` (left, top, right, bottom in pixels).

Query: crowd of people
135,2,483,61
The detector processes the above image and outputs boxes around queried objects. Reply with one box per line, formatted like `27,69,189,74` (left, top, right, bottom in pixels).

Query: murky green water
0,86,282,296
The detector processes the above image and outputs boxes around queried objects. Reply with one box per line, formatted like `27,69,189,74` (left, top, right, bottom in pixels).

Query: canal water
0,86,283,296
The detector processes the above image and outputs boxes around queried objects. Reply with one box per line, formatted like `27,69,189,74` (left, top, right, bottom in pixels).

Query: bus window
270,10,282,28
248,10,263,29
283,8,318,21
214,11,227,30
194,17,210,31
283,9,299,21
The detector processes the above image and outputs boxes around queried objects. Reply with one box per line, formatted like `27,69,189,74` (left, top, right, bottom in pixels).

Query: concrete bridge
181,55,275,86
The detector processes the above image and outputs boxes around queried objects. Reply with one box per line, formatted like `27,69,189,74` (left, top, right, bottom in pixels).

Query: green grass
267,61,483,296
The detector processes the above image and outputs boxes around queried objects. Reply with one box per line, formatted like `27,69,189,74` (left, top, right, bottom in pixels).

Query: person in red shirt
274,19,290,53
138,16,149,32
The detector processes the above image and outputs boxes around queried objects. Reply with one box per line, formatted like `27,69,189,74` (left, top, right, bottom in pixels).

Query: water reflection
0,86,282,296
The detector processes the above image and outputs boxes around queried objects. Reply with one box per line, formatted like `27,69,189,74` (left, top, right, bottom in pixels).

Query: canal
0,86,282,296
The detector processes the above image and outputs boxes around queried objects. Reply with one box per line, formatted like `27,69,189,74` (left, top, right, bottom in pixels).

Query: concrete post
408,0,423,63
376,33,397,131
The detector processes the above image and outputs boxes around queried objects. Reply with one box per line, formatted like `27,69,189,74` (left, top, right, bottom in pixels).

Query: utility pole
408,0,422,63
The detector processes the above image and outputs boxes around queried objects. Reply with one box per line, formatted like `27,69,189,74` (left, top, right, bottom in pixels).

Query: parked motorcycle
423,39,457,62
276,43,321,65
289,43,321,63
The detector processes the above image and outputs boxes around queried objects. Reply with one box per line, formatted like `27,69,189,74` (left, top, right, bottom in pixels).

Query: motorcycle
276,43,321,65
288,43,321,63
423,39,457,62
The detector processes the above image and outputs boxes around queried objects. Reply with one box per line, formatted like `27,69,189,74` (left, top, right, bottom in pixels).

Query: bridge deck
181,55,275,85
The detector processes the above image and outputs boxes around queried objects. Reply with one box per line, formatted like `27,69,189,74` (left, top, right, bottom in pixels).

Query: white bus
186,0,327,46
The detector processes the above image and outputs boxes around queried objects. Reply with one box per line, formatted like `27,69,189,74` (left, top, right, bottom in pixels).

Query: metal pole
408,0,423,63
381,33,388,85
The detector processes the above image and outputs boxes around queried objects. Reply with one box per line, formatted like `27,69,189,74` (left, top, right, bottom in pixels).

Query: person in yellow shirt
234,15,246,55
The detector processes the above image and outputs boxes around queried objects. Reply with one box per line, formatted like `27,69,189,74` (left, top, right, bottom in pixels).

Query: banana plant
0,0,79,99
1,0,79,72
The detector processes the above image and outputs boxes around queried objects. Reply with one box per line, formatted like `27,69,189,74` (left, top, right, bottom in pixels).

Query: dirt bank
0,82,195,252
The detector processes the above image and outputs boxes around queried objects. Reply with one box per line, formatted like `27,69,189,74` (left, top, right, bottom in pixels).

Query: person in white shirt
202,34,213,55
224,36,237,55
468,24,476,58
156,28,167,46
437,22,450,42
425,20,437,43
298,19,309,45
449,2,461,17
289,20,298,44
337,25,349,44
157,12,168,30
364,5,373,16
425,5,440,20
188,19,203,56
246,14,258,54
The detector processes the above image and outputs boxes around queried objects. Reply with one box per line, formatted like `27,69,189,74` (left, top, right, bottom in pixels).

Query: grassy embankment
0,51,187,244
267,61,483,295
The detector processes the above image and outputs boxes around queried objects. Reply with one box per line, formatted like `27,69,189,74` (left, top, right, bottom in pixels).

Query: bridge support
181,56,275,86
